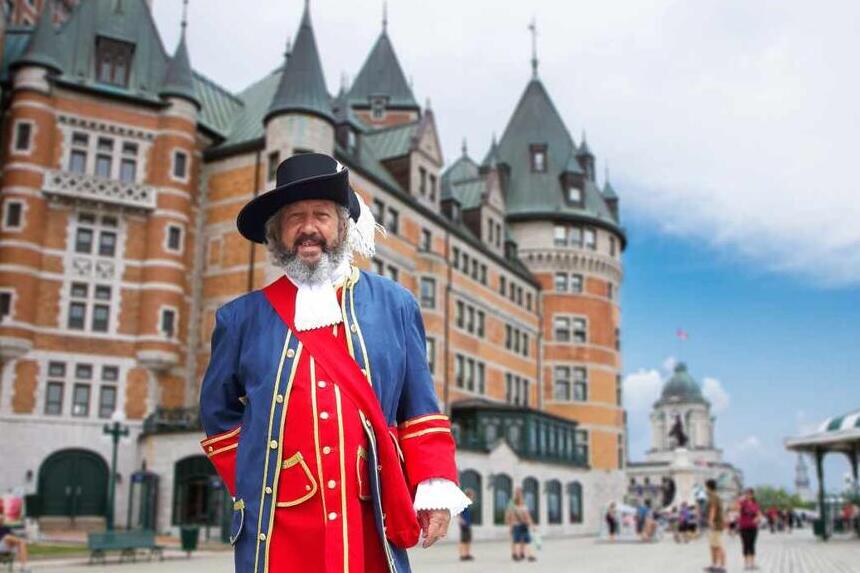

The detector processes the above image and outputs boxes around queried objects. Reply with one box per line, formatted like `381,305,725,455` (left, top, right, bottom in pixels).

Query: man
0,514,30,573
705,479,726,573
199,153,469,573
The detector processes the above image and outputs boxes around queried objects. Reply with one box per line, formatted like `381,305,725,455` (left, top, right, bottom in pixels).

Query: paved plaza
23,529,860,572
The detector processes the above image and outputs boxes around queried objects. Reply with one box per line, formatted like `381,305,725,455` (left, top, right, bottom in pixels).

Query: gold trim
233,499,245,511
207,443,238,457
340,273,356,359
356,446,370,501
253,331,292,573
201,425,241,447
274,452,318,508
389,430,405,463
334,385,349,573
263,343,303,573
399,414,449,429
349,280,374,387
399,427,452,441
310,358,328,521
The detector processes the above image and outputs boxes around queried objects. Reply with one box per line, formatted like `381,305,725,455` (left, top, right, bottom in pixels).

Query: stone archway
38,449,108,520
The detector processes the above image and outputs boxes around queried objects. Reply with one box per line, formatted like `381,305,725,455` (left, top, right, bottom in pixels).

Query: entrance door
173,455,225,527
38,449,108,518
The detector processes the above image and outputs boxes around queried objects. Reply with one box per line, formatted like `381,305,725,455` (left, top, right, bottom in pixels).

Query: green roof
13,1,60,72
332,86,364,132
563,147,584,174
192,72,244,138
1,28,33,83
449,178,486,210
160,32,198,107
347,29,418,110
441,153,480,201
496,78,622,237
481,135,501,168
656,363,708,407
363,121,419,160
265,4,332,123
603,178,618,200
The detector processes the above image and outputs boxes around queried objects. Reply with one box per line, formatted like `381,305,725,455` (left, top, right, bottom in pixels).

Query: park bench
87,530,164,565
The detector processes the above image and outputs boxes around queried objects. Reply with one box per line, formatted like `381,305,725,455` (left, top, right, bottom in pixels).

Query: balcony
142,406,202,436
43,170,156,211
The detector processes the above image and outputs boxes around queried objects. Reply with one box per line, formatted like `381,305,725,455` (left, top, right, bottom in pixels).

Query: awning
785,409,860,454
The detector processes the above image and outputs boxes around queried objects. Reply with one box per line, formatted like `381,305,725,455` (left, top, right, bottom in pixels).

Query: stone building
0,0,626,539
627,363,743,509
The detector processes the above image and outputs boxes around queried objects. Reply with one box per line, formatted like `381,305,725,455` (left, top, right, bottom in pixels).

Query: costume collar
284,258,352,331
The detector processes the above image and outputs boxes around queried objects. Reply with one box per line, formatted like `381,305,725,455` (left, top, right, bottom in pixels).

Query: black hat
237,152,361,244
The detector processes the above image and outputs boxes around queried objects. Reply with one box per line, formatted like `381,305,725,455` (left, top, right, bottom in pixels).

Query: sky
151,0,860,491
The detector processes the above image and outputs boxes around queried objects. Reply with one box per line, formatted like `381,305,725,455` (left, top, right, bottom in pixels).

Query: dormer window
567,185,583,204
346,130,357,154
370,96,387,119
96,37,134,88
530,144,548,173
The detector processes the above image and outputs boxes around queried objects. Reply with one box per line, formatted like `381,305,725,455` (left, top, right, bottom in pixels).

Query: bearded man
199,153,469,573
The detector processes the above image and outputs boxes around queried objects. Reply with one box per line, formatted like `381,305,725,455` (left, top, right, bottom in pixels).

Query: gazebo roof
784,408,860,454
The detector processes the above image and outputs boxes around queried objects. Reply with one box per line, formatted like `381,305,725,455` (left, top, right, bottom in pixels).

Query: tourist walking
506,488,537,562
705,479,726,573
737,488,762,571
678,502,694,543
605,502,619,542
458,489,475,561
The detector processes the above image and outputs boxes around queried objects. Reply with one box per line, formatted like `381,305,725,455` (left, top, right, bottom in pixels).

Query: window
384,207,399,234
98,228,116,257
161,308,176,338
573,318,587,343
455,355,464,388
419,228,432,252
573,367,588,401
96,37,134,87
371,96,386,119
372,198,384,221
615,328,621,351
476,311,485,338
91,298,110,332
567,185,582,204
418,166,427,196
72,383,90,417
506,373,530,406
166,225,183,253
547,481,562,524
103,365,119,381
95,137,113,178
0,292,11,321
13,121,32,152
45,381,64,415
609,236,617,257
119,142,137,183
3,201,23,230
568,481,583,523
554,366,571,401
522,333,529,357
466,307,475,334
428,174,437,201
571,274,583,294
462,253,470,275
554,316,570,342
268,151,280,182
477,363,485,394
553,225,567,247
69,132,88,173
569,226,583,247
608,283,614,300
68,283,87,329
98,385,116,418
505,324,512,349
426,338,436,374
575,431,589,465
480,264,487,285
173,150,189,180
555,272,568,292
371,257,384,275
386,265,399,282
493,474,513,525
466,358,475,391
419,277,436,309
526,292,532,311
451,246,460,269
530,144,547,173
455,300,464,328
584,227,597,250
499,276,506,295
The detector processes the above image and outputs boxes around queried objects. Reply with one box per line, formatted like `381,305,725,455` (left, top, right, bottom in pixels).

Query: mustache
290,233,329,253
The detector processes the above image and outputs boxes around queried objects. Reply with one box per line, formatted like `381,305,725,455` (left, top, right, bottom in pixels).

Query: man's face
279,199,341,266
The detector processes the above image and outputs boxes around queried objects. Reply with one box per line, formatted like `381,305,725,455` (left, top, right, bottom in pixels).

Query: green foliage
750,485,805,510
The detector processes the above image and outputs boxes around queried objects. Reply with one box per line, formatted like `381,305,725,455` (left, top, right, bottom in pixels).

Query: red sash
263,276,420,548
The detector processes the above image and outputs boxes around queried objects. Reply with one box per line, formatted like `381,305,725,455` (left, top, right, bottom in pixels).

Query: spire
461,137,468,158
265,2,334,123
577,130,593,156
382,1,388,32
160,0,199,108
347,19,419,110
482,133,502,168
14,0,61,73
528,17,539,79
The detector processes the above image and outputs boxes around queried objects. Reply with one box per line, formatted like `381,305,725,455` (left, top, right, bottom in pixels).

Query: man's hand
418,509,450,548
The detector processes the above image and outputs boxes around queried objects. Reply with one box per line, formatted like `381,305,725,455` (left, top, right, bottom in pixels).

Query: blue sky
620,207,860,491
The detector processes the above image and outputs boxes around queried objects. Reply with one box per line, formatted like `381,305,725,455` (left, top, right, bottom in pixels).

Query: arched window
523,477,540,524
546,480,562,524
567,481,583,524
493,474,513,525
459,470,483,526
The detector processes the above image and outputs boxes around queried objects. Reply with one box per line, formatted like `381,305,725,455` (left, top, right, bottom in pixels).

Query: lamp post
103,411,129,531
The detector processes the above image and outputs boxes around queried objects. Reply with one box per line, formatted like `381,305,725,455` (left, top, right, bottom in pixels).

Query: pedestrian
605,502,618,542
737,488,762,571
506,488,536,562
199,153,471,572
705,479,726,573
458,489,475,561
678,502,693,543
0,513,30,573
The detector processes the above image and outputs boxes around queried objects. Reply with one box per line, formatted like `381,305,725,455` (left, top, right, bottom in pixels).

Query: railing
43,170,156,211
142,407,201,436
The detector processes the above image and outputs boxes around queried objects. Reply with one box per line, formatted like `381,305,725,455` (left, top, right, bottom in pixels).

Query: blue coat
199,269,448,573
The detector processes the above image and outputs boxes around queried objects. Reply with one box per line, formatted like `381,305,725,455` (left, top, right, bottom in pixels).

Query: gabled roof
13,1,60,73
496,77,623,239
160,31,198,107
346,28,418,110
265,4,333,123
441,152,480,202
363,121,420,161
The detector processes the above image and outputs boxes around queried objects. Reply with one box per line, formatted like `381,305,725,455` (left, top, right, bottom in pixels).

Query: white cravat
286,257,352,331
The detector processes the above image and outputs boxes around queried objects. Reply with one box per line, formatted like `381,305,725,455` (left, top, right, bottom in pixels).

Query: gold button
275,394,284,403
320,411,329,420
377,465,383,471
259,533,267,541
317,380,327,388
265,486,272,495
361,369,367,376
328,512,338,521
305,485,312,491
207,446,213,453
269,440,278,449
322,446,332,455
350,324,357,333
327,480,336,489
287,348,295,358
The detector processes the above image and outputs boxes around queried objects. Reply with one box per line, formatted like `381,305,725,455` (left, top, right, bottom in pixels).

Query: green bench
87,530,164,564
0,550,14,572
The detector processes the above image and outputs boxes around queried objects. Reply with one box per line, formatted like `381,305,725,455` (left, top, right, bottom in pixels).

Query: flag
676,328,689,341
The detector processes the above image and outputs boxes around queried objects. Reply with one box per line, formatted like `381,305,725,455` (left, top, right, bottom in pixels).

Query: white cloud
662,356,678,374
701,377,730,413
623,368,663,413
734,435,763,454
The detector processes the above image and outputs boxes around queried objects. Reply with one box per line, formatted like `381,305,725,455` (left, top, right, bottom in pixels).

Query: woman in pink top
736,489,762,571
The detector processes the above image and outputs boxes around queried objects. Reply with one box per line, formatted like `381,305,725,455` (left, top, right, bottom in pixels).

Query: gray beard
272,239,349,285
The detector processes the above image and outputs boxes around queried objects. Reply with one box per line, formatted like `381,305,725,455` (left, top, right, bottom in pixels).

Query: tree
752,486,804,510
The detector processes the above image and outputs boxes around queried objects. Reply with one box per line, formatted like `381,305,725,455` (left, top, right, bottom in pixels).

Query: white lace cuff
413,478,471,517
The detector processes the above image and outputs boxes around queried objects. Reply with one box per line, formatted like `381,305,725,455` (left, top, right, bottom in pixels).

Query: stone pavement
24,529,860,572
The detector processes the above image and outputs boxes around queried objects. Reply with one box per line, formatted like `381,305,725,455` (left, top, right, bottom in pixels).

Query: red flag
676,328,689,341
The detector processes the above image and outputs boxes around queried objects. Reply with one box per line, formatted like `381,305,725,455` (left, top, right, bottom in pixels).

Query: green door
39,449,108,518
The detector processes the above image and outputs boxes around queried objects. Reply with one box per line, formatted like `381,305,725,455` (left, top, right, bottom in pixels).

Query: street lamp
103,410,129,531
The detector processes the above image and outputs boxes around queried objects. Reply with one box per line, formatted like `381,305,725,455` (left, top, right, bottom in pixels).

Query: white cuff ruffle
413,478,471,517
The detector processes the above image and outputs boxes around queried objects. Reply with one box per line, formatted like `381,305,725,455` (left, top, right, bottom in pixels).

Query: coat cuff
413,478,471,517
396,414,458,490
200,425,240,496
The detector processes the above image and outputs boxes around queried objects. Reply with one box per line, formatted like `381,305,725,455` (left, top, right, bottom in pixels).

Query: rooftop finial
425,97,432,110
528,16,538,78
383,1,388,31
284,36,292,60
180,0,189,35
462,138,468,157
605,161,610,182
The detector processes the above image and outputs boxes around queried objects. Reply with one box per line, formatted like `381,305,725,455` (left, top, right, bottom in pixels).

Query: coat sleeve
395,292,459,491
199,304,244,496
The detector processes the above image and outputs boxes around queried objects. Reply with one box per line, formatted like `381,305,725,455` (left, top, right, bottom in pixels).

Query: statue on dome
668,413,689,449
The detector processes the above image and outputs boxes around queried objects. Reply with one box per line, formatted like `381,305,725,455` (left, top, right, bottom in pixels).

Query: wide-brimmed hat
237,152,361,244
